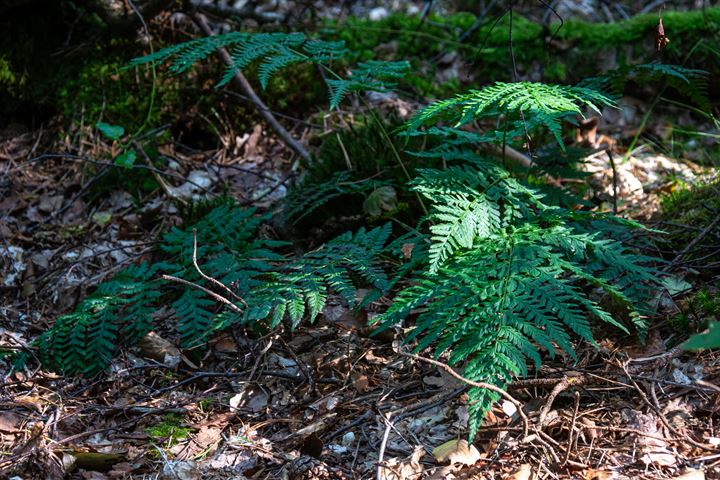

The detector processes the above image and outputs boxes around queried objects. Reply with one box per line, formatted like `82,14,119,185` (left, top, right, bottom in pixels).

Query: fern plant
579,63,710,111
129,32,409,109
35,263,161,375
38,27,679,442
34,200,390,374
408,81,614,148
373,81,661,438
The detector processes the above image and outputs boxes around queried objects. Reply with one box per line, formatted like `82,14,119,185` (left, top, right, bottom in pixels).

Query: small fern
580,63,710,111
372,79,661,439
375,165,659,437
409,81,615,148
325,60,410,109
37,263,160,375
34,201,390,374
130,32,408,109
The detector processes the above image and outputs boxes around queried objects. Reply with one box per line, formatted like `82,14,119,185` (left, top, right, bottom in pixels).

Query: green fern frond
218,32,306,88
374,215,657,439
242,224,391,326
129,32,249,72
130,32,404,109
303,39,348,61
35,200,391,374
580,63,710,111
408,82,615,149
425,192,501,273
326,60,410,109
38,262,158,375
282,171,391,223
174,289,217,349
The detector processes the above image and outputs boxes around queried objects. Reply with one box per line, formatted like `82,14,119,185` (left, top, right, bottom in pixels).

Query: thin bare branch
397,350,530,439
191,12,312,162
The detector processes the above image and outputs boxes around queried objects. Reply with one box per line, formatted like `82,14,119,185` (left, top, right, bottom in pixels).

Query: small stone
369,7,388,21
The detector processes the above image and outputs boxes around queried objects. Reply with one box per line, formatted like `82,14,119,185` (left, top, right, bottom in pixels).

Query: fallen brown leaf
0,412,22,433
674,470,705,480
584,468,615,480
380,445,424,480
432,439,480,466
508,464,532,480
138,332,180,368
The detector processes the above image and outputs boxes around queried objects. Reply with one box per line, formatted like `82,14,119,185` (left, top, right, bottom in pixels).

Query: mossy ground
671,287,720,337
145,413,192,447
322,7,720,96
660,176,720,269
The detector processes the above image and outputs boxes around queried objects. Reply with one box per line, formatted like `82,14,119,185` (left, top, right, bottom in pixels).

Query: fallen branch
162,274,243,315
191,12,312,162
191,229,247,306
397,350,530,439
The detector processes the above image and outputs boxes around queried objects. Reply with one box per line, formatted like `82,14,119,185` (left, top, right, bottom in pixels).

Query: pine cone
286,455,349,480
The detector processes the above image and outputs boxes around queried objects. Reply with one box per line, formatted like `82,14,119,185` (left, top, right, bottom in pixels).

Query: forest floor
2,3,720,480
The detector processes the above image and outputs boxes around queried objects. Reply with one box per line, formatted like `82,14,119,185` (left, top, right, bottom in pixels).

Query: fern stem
364,104,429,216
501,109,509,169
127,0,157,138
191,229,247,306
192,13,312,162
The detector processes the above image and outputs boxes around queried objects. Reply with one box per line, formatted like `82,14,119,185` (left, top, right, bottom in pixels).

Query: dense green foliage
129,32,409,109
580,63,710,111
35,201,390,374
325,7,720,86
33,17,713,438
682,289,720,350
371,82,660,438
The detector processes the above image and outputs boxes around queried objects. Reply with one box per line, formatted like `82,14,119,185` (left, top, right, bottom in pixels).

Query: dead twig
191,229,247,306
133,140,188,205
537,375,586,427
324,411,373,442
607,149,618,215
509,375,586,390
666,215,720,270
248,339,274,382
397,350,530,439
162,274,243,314
620,360,720,453
277,336,315,394
376,411,394,480
563,391,581,466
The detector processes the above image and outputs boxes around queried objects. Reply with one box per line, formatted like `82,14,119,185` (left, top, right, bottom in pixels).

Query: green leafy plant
580,63,710,111
96,122,138,167
373,81,661,438
146,413,191,447
129,32,409,109
34,200,390,374
685,322,720,350
409,81,614,147
32,28,674,441
682,289,720,350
